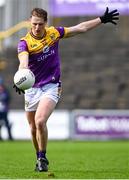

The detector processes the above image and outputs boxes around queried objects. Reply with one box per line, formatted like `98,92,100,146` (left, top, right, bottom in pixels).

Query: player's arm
13,40,29,94
65,18,101,37
65,7,119,38
17,39,29,69
13,53,29,94
18,53,29,69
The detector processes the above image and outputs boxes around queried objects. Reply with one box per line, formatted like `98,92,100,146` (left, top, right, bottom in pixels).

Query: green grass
0,140,129,179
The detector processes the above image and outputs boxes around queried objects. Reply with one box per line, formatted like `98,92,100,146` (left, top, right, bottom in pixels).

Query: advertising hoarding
70,110,129,140
50,0,129,16
1,109,129,140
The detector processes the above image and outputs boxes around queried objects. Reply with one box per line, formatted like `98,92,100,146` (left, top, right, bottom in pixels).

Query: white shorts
24,83,62,112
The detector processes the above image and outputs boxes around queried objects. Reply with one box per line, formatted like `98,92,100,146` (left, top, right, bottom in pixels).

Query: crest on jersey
43,45,50,53
31,44,37,48
50,33,56,41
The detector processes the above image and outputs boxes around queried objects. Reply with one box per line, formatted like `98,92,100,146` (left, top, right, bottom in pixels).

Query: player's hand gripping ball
14,69,35,90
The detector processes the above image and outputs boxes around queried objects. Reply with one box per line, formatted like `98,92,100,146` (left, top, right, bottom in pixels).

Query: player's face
30,16,47,38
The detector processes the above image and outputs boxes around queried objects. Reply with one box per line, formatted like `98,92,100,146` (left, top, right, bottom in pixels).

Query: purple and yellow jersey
17,26,68,87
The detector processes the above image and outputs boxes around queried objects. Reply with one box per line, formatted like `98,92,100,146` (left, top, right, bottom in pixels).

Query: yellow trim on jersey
63,28,69,37
18,51,29,58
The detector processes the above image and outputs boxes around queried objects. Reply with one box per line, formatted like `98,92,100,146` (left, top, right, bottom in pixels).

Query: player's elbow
78,27,88,33
77,24,89,33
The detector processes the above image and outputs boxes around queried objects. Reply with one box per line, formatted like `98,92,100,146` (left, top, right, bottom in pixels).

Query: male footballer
13,7,119,172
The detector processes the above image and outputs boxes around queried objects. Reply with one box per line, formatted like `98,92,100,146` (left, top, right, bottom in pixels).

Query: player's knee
35,117,46,130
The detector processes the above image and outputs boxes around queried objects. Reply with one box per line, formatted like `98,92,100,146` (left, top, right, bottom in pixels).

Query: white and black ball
14,69,35,90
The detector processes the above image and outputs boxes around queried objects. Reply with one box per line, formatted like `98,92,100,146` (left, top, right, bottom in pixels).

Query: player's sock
36,150,49,165
37,150,46,159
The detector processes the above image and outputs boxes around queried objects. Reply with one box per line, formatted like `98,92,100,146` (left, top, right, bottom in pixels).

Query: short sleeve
17,40,28,55
56,27,68,39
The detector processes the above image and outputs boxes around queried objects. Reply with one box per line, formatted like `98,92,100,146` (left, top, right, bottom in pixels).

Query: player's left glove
100,7,119,25
13,84,25,95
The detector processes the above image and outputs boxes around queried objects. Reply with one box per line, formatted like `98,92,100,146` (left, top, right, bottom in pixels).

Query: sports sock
37,150,46,159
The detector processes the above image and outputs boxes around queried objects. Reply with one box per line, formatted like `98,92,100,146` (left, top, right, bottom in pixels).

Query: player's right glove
100,7,119,25
13,84,25,95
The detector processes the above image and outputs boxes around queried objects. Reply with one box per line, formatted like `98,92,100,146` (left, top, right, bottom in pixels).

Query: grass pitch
0,140,128,179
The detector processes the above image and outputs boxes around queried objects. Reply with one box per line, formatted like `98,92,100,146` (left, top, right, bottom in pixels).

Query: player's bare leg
35,97,56,171
26,111,39,152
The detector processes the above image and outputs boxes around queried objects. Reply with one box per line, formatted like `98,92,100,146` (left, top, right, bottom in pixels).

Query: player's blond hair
31,8,48,21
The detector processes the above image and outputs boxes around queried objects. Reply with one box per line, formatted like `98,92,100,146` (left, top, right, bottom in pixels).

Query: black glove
13,84,25,95
100,7,119,25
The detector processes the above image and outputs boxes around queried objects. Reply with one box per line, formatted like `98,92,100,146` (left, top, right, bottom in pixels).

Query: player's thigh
35,97,56,123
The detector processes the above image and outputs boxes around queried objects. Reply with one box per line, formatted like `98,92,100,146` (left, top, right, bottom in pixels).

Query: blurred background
0,0,129,141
